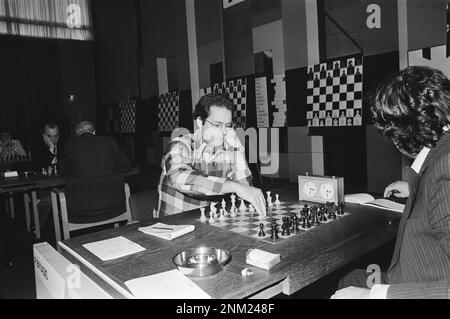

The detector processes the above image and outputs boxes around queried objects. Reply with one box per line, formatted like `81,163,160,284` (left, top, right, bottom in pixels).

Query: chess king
155,93,266,217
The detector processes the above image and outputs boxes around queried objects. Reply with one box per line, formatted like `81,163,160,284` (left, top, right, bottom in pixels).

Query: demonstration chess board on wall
306,55,363,127
119,99,136,134
197,201,349,245
200,77,247,128
158,91,180,132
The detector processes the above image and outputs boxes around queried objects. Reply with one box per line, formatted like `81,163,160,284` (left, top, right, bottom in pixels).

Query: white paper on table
125,269,211,299
82,236,146,261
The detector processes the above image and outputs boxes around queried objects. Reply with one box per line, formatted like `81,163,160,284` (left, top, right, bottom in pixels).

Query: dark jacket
387,133,450,298
32,136,62,171
61,133,132,178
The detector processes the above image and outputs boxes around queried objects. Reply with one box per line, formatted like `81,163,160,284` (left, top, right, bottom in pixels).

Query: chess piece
274,194,281,206
281,217,290,236
249,205,255,212
348,60,355,75
338,203,345,216
258,224,266,237
239,199,247,211
219,209,226,221
200,207,207,222
230,193,236,209
209,210,215,224
270,220,279,240
230,208,237,218
266,191,273,207
210,202,218,217
221,199,226,211
42,168,47,176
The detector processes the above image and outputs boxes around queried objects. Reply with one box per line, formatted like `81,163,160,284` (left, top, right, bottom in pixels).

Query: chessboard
306,55,363,127
197,200,349,245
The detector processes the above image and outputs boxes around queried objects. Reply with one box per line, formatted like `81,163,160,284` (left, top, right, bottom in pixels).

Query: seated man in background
0,127,26,159
332,66,450,299
32,122,62,172
61,121,132,178
155,93,266,217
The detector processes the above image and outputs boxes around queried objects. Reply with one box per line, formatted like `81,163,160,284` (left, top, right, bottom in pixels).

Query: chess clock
298,174,344,204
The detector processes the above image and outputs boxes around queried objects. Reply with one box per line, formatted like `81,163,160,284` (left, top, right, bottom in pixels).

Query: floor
0,171,395,299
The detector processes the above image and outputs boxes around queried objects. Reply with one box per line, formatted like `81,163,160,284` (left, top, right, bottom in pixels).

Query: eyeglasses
205,119,236,129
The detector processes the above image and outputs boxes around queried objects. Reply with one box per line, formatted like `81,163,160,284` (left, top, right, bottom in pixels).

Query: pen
150,227,174,230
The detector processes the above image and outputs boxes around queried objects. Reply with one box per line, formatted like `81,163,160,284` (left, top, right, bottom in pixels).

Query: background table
58,185,401,299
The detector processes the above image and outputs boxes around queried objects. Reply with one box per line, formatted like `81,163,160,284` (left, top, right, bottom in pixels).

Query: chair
129,189,158,222
51,174,133,242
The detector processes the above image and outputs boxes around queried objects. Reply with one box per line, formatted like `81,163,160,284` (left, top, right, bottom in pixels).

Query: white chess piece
266,191,273,207
249,205,255,212
221,199,226,210
210,202,217,217
230,193,236,206
200,207,207,222
239,199,247,211
230,207,237,218
275,194,281,206
209,210,215,224
219,209,226,221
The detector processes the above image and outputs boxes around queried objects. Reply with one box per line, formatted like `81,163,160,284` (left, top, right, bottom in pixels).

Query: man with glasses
155,93,266,217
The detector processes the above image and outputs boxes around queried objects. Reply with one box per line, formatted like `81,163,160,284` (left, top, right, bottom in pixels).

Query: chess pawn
258,223,266,237
239,199,247,211
230,207,237,218
219,209,226,221
200,207,207,222
209,211,215,224
274,194,281,206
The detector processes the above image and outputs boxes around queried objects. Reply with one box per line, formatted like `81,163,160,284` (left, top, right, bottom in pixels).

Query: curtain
0,37,64,152
0,0,92,40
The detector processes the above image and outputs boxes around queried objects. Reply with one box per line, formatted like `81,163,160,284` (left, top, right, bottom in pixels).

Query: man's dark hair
0,127,12,135
192,93,234,122
371,66,450,156
43,122,59,130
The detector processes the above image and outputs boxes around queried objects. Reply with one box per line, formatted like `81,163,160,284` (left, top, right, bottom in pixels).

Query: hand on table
330,286,371,299
384,181,409,198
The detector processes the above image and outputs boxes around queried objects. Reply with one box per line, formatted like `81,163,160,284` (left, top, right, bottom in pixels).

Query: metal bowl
173,247,231,277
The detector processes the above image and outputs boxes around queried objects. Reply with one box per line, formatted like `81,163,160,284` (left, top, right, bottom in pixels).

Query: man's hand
330,286,370,299
222,181,266,216
384,181,409,198
42,133,55,152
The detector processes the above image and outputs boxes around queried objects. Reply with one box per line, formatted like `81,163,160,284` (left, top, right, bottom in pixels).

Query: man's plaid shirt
155,131,253,216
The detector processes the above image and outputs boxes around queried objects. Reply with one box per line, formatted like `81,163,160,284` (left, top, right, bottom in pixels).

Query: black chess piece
271,220,279,240
348,60,355,75
320,66,326,79
281,217,290,236
338,203,345,216
293,214,300,233
355,68,362,82
258,223,266,237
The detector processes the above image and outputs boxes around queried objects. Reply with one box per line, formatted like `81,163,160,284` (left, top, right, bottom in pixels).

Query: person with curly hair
332,66,450,299
0,127,26,160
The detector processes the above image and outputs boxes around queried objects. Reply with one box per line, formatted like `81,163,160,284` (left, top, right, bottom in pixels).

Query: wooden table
0,167,140,239
58,185,401,299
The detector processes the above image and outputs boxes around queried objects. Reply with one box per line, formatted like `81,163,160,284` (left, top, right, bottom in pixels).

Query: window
0,0,92,40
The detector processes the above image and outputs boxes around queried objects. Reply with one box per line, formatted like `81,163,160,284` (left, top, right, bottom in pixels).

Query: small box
245,249,281,271
4,171,19,178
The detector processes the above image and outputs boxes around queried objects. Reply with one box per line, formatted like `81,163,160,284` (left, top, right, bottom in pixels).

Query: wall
93,0,139,104
58,40,97,136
